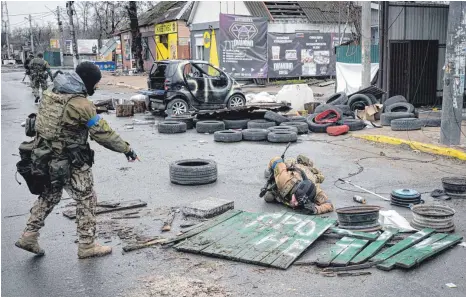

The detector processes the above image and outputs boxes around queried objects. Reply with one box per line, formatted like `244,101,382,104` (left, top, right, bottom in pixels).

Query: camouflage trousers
31,75,48,98
24,164,97,244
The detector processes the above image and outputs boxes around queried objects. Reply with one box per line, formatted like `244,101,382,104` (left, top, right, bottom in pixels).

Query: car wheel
166,98,189,116
227,94,246,108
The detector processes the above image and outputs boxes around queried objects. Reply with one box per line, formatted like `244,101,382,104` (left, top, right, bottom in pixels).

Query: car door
183,63,207,104
188,63,230,104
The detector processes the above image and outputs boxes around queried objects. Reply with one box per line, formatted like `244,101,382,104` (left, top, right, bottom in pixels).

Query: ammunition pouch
25,113,37,137
16,141,48,195
66,143,94,168
49,158,70,192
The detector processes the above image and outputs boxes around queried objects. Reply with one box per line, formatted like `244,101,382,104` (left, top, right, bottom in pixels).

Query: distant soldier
24,53,34,87
29,52,53,103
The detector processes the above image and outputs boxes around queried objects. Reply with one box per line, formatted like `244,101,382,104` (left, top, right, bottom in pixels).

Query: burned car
141,60,246,115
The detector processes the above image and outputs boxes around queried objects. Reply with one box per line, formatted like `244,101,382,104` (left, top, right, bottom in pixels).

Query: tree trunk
126,1,144,72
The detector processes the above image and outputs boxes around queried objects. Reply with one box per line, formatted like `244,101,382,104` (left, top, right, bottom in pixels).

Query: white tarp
275,84,315,111
336,62,379,94
77,39,98,54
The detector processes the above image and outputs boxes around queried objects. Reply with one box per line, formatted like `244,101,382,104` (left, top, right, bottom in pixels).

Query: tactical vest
35,90,89,148
29,58,46,76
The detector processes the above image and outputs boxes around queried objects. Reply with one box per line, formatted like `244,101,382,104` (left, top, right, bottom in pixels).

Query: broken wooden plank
396,234,463,269
182,197,234,219
175,211,251,252
323,261,379,272
330,227,379,241
370,228,435,262
350,229,398,265
123,238,167,252
331,238,369,266
316,237,356,267
62,199,147,219
337,271,371,277
376,233,449,271
162,209,177,232
163,210,242,245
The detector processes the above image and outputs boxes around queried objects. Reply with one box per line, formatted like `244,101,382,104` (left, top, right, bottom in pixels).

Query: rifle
22,73,27,82
259,142,292,198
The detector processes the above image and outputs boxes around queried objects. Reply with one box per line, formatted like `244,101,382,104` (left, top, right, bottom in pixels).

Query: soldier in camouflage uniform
29,52,53,103
265,155,334,215
24,54,34,88
15,62,138,259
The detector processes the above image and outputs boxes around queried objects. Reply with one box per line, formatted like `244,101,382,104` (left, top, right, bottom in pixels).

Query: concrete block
182,197,234,219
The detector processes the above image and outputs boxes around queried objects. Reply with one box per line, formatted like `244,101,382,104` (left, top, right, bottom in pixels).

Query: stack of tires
379,95,430,131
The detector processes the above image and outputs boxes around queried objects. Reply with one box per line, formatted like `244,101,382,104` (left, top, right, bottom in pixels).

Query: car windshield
193,63,221,78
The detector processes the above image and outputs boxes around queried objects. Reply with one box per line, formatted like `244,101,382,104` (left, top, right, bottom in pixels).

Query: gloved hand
125,149,138,162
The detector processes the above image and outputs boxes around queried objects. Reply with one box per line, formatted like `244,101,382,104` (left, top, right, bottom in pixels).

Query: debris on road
390,189,423,208
123,237,167,252
410,204,456,232
336,271,371,277
182,197,234,219
329,227,379,241
445,283,457,288
441,177,466,198
336,206,382,232
353,195,366,204
379,210,417,232
62,199,147,219
169,159,218,185
162,209,177,232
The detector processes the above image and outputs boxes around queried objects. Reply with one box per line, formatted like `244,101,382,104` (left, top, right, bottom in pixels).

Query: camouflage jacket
34,72,130,156
29,57,52,80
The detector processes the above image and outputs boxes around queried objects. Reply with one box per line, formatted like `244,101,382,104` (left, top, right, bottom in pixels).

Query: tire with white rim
166,98,189,116
227,94,246,108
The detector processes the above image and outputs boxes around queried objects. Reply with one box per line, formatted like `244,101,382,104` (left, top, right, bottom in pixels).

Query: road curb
354,135,466,161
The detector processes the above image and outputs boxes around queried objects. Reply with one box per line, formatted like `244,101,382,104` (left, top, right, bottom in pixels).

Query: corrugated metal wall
388,4,448,98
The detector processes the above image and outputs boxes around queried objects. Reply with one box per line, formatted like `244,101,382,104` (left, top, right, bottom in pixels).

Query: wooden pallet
174,211,336,269
62,199,147,219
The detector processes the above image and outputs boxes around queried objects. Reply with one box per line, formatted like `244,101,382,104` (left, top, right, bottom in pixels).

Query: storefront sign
50,39,60,49
218,14,268,79
155,21,178,35
203,31,211,48
267,32,350,78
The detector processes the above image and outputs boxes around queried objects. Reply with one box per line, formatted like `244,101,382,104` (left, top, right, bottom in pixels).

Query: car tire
326,92,348,105
247,119,276,129
390,118,422,131
227,94,246,108
196,121,225,133
280,122,309,134
169,159,217,185
348,94,372,111
264,111,289,124
383,95,407,112
289,116,307,122
385,102,415,113
158,121,187,134
419,118,441,127
268,125,299,133
306,113,336,133
315,104,343,116
366,93,379,104
267,131,298,143
214,130,243,142
335,104,353,116
166,98,189,116
165,115,194,129
380,112,415,126
242,128,269,141
223,118,250,129
342,119,366,131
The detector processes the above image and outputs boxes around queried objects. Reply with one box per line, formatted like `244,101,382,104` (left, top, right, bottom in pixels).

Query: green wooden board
350,229,398,265
396,234,463,269
331,238,369,266
175,211,336,269
370,228,435,262
376,233,448,271
166,209,242,245
330,227,379,241
315,237,356,267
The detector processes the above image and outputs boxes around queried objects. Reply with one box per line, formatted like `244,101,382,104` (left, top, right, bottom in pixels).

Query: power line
8,11,52,16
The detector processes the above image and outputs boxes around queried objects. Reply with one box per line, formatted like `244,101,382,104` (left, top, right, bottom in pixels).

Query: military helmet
294,179,316,207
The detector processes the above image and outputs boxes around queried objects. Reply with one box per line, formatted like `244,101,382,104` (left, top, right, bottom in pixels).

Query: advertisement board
50,39,60,49
218,14,268,79
77,39,99,54
267,32,350,78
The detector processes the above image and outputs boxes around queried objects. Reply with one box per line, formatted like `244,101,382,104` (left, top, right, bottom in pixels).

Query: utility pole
66,1,79,68
26,14,34,53
1,1,12,59
57,6,65,67
440,2,466,145
361,1,371,89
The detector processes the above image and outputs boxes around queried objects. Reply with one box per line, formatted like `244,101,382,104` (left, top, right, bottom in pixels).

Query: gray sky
6,1,66,30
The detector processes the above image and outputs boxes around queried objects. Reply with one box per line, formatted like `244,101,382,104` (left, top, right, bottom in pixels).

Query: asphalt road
2,71,466,297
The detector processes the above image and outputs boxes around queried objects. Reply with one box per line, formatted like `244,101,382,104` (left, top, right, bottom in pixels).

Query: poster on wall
77,39,98,54
218,14,268,79
267,32,350,78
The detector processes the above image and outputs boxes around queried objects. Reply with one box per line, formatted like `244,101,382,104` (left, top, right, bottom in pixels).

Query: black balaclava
75,61,102,96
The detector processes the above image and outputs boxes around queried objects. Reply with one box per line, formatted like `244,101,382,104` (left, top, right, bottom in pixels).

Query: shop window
196,45,204,61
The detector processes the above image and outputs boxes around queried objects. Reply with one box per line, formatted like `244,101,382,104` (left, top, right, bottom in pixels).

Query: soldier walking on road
15,62,139,259
29,52,53,103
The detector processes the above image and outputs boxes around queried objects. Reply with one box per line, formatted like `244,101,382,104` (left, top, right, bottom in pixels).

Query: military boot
78,242,112,259
15,232,45,256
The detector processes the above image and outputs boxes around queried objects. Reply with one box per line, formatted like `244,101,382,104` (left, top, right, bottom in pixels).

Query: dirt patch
128,274,232,297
